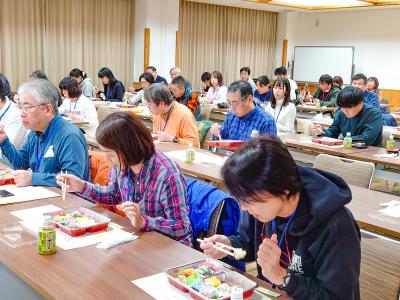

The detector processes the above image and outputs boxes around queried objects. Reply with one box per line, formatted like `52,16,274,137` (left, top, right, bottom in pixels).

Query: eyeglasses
17,103,46,113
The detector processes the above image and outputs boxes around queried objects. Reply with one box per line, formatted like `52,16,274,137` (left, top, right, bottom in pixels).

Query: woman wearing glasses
127,72,154,105
200,135,361,300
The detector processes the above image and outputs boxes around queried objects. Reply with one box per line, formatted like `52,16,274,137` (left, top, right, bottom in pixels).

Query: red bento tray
312,137,343,146
164,259,257,300
0,171,15,185
45,207,111,237
207,140,245,150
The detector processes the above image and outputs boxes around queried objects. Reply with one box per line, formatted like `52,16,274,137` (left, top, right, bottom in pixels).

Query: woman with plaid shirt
57,112,193,245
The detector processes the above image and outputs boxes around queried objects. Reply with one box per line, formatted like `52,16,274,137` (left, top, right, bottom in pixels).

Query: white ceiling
188,0,400,13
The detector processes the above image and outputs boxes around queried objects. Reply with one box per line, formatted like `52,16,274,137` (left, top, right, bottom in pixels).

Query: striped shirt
78,150,192,245
220,104,277,141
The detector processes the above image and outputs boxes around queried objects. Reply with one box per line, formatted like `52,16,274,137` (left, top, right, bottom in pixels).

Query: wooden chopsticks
197,239,247,260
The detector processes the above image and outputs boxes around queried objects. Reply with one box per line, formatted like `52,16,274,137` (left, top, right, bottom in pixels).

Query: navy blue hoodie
230,166,361,300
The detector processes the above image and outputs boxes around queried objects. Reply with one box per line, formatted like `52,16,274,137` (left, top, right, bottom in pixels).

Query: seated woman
96,67,125,102
265,78,296,133
205,71,227,105
200,135,361,300
127,72,154,105
58,76,99,136
57,112,192,246
69,68,96,98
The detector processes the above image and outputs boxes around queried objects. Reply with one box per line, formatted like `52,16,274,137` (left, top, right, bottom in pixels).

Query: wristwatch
277,271,292,289
172,136,179,143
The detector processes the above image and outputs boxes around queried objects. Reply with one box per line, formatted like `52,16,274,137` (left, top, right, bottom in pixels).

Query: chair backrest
313,154,375,189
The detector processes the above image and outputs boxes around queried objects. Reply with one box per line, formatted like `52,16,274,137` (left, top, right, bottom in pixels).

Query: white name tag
44,145,54,158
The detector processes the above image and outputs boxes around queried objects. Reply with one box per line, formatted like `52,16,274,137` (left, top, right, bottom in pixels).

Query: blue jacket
104,80,125,102
0,115,90,186
186,178,244,270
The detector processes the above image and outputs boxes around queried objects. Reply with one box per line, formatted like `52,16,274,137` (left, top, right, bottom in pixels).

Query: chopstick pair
60,170,68,204
196,239,246,260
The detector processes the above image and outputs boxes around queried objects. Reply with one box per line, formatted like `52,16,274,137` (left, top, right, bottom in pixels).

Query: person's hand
94,86,100,93
0,124,7,144
117,201,145,228
128,87,135,93
12,170,32,187
157,131,174,142
257,234,288,285
199,234,232,259
210,123,221,138
56,173,85,193
65,113,80,121
99,92,106,101
311,124,324,137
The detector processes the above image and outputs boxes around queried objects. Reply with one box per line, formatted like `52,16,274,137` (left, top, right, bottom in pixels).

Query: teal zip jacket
0,114,90,186
323,103,383,146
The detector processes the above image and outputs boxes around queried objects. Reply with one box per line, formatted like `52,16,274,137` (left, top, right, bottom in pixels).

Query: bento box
45,207,111,237
312,137,343,146
207,140,245,150
164,259,257,300
0,170,15,185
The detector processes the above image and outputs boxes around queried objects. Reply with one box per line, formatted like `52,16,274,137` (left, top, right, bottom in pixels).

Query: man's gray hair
170,67,182,75
17,79,60,114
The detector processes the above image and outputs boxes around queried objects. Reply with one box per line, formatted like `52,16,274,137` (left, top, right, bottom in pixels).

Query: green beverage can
386,135,396,150
343,132,352,149
38,216,56,255
186,143,195,163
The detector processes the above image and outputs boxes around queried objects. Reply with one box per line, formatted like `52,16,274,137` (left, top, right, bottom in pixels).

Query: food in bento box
0,170,15,185
52,208,97,229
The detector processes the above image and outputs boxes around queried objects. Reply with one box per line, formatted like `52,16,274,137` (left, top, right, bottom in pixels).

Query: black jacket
230,166,361,300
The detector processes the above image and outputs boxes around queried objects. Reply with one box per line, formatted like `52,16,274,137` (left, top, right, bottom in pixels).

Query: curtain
180,0,277,90
0,0,134,91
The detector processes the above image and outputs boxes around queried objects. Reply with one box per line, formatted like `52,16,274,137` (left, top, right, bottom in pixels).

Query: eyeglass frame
17,103,47,113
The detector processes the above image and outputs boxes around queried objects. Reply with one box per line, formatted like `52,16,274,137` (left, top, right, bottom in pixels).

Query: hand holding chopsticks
197,238,246,260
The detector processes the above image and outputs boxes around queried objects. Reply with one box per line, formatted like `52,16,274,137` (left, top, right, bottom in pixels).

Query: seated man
307,74,340,107
239,67,257,93
312,86,383,146
201,72,211,93
0,80,28,161
0,79,90,186
145,83,200,148
169,67,182,81
274,66,298,101
170,76,201,121
146,66,167,85
210,80,277,141
254,75,272,106
351,73,379,108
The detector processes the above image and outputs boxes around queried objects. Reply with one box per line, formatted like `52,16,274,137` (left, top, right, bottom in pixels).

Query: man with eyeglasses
0,79,90,187
210,80,277,141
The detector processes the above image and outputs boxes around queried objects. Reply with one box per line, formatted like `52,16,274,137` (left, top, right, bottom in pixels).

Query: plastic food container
312,137,343,146
207,140,245,150
164,259,257,300
45,207,111,237
0,171,15,185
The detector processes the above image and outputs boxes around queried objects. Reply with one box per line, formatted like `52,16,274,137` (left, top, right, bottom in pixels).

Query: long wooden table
296,105,336,113
0,189,288,299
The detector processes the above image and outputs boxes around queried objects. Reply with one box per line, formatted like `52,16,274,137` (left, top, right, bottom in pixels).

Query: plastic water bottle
38,216,56,255
315,99,321,108
186,143,195,163
343,132,352,149
386,134,396,151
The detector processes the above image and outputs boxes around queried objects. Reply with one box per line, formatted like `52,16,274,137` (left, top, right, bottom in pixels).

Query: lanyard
273,105,283,123
35,117,60,172
0,102,11,121
126,167,139,203
69,97,79,113
162,102,174,131
272,210,296,248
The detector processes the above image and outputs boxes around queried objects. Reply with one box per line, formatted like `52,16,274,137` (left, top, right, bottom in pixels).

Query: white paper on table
132,273,190,300
374,153,397,158
10,204,62,220
0,186,59,205
165,150,227,166
378,200,400,218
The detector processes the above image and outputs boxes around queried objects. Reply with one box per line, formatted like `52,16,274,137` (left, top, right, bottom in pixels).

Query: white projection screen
293,46,354,84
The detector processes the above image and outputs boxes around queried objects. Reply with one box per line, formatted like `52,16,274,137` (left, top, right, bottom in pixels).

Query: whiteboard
293,46,354,84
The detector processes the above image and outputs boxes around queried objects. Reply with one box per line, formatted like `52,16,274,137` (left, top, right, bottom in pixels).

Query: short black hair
69,68,87,79
171,76,187,88
144,83,174,106
146,66,156,72
0,79,5,101
222,135,301,203
319,74,333,85
337,86,364,108
274,66,287,76
30,70,48,80
201,72,211,82
59,76,82,98
240,67,251,75
352,73,367,85
227,80,253,99
257,75,270,87
139,72,155,84
98,67,117,85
